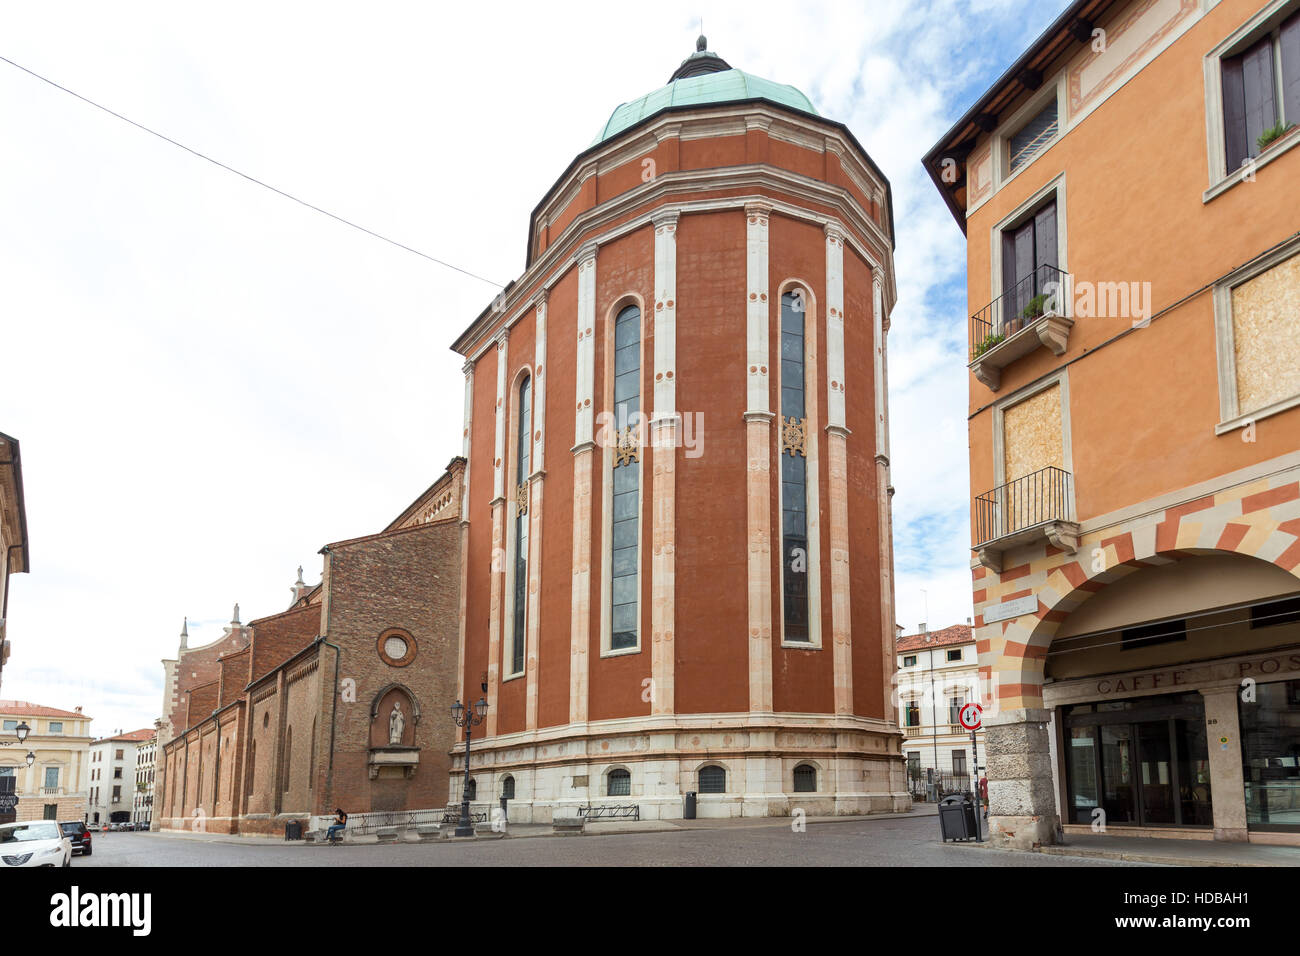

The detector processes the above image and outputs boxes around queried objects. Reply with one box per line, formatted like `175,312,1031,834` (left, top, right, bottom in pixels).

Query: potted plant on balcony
971,331,1005,360
1020,292,1052,321
1257,122,1297,152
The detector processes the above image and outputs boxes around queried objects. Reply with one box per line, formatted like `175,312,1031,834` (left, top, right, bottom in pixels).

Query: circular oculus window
377,629,417,667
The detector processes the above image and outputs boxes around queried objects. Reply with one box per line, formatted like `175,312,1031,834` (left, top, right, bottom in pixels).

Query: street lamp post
449,697,488,837
0,721,31,747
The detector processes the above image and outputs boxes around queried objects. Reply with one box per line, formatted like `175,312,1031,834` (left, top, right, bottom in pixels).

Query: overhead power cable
0,53,505,289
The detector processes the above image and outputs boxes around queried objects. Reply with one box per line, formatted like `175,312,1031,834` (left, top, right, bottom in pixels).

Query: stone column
745,202,774,713
457,360,473,706
525,293,547,732
486,330,508,738
824,222,853,716
985,707,1060,848
1200,686,1249,842
569,245,598,725
650,210,679,716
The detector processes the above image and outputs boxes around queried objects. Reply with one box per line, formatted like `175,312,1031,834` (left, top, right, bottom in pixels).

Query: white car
0,820,72,868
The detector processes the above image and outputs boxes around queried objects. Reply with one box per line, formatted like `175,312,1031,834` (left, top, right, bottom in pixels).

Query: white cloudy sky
0,0,1067,735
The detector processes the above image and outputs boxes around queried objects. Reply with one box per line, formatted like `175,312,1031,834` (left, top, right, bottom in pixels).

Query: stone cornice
454,167,898,360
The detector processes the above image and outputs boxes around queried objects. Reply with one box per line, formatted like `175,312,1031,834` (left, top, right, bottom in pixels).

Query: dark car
59,821,92,856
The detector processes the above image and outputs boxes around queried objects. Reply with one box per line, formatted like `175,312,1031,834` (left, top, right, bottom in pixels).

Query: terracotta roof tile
0,700,89,720
896,624,973,653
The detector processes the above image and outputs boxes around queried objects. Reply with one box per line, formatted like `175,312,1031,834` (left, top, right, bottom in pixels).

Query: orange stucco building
926,0,1300,848
449,39,906,819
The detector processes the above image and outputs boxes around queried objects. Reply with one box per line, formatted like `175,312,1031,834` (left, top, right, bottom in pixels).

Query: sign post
958,702,983,842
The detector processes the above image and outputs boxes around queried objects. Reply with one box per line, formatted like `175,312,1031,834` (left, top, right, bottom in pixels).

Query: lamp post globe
24,751,35,768
15,722,29,744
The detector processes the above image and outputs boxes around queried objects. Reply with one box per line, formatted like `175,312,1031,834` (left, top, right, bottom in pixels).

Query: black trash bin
937,794,979,842
284,820,303,841
684,791,697,820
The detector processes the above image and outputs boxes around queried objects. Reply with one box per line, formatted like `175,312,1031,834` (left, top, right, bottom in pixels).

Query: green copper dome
591,40,817,146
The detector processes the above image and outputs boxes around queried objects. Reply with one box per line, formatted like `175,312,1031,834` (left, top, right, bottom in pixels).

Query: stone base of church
450,713,910,824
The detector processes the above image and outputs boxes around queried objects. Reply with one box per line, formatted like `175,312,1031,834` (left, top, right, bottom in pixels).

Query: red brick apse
449,39,907,819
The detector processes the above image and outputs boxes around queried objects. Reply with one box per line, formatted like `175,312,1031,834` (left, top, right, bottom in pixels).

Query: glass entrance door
1136,721,1175,824
1064,693,1212,829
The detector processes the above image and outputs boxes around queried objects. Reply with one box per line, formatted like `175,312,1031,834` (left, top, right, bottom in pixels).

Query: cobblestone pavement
77,813,1140,867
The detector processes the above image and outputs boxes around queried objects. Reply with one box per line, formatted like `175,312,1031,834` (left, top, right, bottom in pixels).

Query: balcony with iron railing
973,465,1078,572
969,263,1073,391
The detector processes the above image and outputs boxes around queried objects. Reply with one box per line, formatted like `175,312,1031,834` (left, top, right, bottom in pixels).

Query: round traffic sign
959,702,983,730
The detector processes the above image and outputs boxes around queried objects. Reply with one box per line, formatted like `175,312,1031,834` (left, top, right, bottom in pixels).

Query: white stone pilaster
526,293,547,731
570,247,598,724
825,223,852,716
745,203,774,713
651,210,679,716
487,330,508,737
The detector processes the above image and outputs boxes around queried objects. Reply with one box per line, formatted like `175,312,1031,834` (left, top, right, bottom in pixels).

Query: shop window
1240,680,1300,830
793,765,816,793
698,765,726,794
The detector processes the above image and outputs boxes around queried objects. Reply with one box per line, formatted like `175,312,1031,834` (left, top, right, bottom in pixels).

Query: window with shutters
999,198,1060,334
1007,98,1059,174
698,765,726,794
1206,3,1300,196
1222,10,1300,171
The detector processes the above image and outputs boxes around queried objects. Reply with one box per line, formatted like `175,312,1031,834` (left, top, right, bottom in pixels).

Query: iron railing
908,772,973,800
345,808,445,835
579,804,641,820
970,263,1069,361
973,466,1073,547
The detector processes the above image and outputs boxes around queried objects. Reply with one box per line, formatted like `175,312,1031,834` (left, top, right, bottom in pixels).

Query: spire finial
181,617,188,637
696,32,707,53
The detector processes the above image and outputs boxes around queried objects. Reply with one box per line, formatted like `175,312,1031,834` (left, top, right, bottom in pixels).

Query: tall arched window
466,777,477,801
781,290,810,642
502,775,515,800
282,727,292,794
511,375,532,676
611,305,641,651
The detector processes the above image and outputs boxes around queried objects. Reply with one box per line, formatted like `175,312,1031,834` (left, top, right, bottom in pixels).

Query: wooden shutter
1282,12,1300,128
1242,36,1278,154
1223,51,1249,170
1034,200,1058,276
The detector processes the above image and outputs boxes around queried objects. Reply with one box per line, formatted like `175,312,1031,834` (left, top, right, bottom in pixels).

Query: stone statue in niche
389,701,406,745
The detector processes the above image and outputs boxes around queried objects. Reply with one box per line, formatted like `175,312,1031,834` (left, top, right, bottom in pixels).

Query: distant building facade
87,728,154,826
133,730,157,828
0,700,90,823
0,431,30,694
896,624,985,797
155,460,464,835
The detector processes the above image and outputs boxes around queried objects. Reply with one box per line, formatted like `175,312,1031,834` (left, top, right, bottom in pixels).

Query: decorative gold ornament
516,482,529,517
614,425,640,468
782,416,808,457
